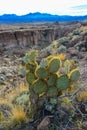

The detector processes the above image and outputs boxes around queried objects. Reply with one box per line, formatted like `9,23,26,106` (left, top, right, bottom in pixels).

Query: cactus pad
47,87,58,97
64,60,70,74
35,67,48,79
23,54,29,64
56,75,69,90
69,69,80,81
32,79,48,95
26,62,37,72
48,58,61,73
46,55,54,61
40,59,48,68
47,74,57,86
26,72,36,85
29,50,38,62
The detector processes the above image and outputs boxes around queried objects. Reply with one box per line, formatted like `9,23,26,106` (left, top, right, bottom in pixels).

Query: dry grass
56,53,66,61
76,90,87,102
0,97,12,108
79,26,87,34
10,105,27,125
5,82,28,103
0,82,28,126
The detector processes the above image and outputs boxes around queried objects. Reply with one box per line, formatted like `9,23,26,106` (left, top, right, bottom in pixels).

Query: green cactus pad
26,62,37,72
20,68,27,76
69,69,80,81
47,74,57,86
46,55,54,61
26,72,36,85
56,75,69,90
40,59,48,68
29,50,38,62
35,67,48,79
47,87,58,97
48,58,61,73
23,54,29,64
32,79,48,95
64,60,70,74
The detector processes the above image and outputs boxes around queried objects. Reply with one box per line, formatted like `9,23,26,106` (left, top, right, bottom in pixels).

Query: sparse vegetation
0,21,87,130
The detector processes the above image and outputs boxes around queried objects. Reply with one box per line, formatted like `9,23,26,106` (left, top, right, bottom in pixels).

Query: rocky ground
0,22,87,130
0,46,87,130
0,47,87,97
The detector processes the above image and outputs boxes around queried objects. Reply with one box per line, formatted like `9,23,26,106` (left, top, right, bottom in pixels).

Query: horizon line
0,12,87,17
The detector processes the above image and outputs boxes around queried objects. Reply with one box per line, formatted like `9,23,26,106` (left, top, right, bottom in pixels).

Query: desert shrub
10,106,26,124
76,90,87,102
73,30,80,35
5,106,27,130
14,92,29,111
74,41,86,51
58,37,69,46
79,26,87,35
71,35,79,41
56,45,66,53
0,98,12,118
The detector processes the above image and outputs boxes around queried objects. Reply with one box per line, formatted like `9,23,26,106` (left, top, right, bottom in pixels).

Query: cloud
69,4,87,16
0,0,87,15
71,4,87,10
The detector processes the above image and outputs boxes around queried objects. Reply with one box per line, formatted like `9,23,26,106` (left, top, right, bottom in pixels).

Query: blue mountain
0,12,87,23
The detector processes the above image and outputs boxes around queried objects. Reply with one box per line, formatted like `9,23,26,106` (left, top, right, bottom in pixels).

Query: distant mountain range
0,12,87,23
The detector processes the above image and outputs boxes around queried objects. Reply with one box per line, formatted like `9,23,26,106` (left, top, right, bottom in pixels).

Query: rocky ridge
0,22,81,52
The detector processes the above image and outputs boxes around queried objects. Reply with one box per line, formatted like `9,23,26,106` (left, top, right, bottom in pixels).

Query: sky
0,0,87,16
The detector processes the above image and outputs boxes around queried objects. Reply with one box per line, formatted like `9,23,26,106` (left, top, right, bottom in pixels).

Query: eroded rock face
0,31,17,50
0,22,83,52
0,28,60,51
0,22,78,51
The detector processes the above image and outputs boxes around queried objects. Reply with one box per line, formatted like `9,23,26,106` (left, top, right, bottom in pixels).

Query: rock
0,74,6,85
0,27,61,51
37,116,51,130
0,23,81,51
78,52,86,59
0,125,4,130
82,121,87,129
67,47,79,57
19,125,35,130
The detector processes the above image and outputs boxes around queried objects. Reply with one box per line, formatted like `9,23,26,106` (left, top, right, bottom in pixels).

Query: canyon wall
0,22,80,52
0,28,60,51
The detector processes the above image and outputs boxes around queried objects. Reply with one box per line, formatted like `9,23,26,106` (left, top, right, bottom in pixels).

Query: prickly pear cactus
26,62,37,72
47,74,57,86
23,50,38,64
26,72,36,85
28,50,38,62
56,75,69,90
40,59,48,68
35,67,48,79
32,79,48,95
48,58,61,73
47,87,58,97
46,55,54,61
64,60,70,74
69,69,80,82
21,49,80,120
